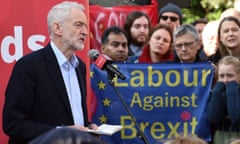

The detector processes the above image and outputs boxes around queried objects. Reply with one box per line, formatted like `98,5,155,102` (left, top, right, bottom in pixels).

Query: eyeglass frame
174,41,197,50
160,15,179,22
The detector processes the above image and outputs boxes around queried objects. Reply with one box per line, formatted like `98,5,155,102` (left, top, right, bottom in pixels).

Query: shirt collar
50,41,79,68
129,44,143,57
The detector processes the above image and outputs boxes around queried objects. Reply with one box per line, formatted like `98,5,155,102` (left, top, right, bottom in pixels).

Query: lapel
75,64,86,99
75,60,89,125
44,44,73,118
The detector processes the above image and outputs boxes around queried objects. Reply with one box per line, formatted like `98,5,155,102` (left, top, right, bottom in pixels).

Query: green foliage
183,0,234,24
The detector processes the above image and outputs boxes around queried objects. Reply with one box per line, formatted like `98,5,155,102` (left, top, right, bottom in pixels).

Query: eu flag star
99,114,107,123
98,81,106,90
102,98,111,107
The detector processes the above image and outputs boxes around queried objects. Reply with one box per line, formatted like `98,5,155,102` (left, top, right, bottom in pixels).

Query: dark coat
3,43,89,144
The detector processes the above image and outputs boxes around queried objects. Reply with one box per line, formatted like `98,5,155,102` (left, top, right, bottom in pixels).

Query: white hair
202,20,219,57
47,1,85,39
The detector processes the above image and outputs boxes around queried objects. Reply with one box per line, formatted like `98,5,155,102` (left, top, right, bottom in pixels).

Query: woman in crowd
138,23,174,63
218,16,240,59
207,56,240,144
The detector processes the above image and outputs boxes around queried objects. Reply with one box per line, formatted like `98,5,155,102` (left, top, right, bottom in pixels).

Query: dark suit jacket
3,43,89,144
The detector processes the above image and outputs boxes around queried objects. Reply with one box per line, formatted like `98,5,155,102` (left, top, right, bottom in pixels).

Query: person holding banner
3,1,97,144
207,56,240,144
173,24,205,63
138,24,174,63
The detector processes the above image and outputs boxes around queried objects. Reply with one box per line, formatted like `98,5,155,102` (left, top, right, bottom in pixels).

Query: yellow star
98,81,106,90
90,71,94,78
102,98,111,107
99,115,107,123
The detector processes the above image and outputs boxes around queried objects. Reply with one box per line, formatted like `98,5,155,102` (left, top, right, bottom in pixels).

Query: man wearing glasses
173,24,204,63
158,2,182,32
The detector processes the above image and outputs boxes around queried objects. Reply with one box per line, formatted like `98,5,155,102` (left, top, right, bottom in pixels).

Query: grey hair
173,24,199,42
47,1,85,39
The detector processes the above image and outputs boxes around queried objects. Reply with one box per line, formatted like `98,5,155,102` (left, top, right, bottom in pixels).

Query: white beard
75,43,84,51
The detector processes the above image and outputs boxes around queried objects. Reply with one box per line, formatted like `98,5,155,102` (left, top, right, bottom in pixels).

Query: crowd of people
2,0,240,144
91,1,240,144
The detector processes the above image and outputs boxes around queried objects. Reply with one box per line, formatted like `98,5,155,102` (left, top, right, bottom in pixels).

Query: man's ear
101,45,105,53
53,23,63,36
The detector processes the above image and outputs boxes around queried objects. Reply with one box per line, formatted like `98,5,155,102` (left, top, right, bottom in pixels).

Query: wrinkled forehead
69,8,87,23
175,32,196,42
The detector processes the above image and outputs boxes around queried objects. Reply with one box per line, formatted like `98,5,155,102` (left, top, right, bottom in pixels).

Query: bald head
220,8,240,20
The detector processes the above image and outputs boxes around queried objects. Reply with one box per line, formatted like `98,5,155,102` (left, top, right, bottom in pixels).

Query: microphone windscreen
88,49,99,60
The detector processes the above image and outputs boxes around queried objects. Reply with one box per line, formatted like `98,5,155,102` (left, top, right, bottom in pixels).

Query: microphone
88,49,126,80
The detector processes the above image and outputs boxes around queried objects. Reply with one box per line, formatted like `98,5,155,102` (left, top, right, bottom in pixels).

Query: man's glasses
175,41,196,50
160,16,178,22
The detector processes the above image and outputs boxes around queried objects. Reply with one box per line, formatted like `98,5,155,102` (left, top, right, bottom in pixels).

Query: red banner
89,0,158,51
0,0,89,143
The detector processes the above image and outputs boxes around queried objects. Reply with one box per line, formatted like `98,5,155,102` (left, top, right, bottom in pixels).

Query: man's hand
88,123,98,130
66,125,89,131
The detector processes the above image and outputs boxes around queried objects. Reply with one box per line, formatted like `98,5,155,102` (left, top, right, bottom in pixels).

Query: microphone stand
107,71,150,144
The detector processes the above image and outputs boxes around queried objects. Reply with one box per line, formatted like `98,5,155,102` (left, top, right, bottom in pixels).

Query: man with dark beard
123,11,151,63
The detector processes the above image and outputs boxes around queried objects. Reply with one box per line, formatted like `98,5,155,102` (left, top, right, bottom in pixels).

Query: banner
91,63,214,144
89,0,158,52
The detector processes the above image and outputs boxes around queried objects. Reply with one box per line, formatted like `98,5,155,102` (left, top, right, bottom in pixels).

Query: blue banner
91,63,214,144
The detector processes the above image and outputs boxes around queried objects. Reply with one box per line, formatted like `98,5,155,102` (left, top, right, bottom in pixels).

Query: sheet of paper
87,124,122,135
